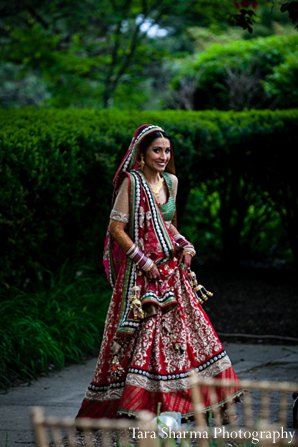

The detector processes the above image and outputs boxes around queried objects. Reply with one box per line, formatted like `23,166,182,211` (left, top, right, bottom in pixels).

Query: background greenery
1,0,297,109
0,0,297,389
1,108,298,291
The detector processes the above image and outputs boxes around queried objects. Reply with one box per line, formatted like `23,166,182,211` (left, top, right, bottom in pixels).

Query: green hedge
1,108,298,291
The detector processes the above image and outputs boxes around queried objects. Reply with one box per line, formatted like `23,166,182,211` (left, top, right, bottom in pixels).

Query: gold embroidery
85,387,123,401
126,357,232,392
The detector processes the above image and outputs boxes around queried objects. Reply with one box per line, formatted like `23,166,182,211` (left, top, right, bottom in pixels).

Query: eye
165,148,171,154
153,148,160,153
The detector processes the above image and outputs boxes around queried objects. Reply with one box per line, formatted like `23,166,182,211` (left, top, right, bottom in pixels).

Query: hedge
1,108,298,291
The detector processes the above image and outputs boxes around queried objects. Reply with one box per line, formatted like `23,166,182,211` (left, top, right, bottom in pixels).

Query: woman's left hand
179,252,192,269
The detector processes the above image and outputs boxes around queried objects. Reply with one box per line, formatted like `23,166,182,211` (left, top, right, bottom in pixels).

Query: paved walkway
0,343,297,447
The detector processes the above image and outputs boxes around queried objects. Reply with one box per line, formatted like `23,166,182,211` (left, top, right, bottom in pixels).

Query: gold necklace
148,176,164,196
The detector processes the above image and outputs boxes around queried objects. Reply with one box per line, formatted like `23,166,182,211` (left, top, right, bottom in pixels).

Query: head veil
112,124,176,202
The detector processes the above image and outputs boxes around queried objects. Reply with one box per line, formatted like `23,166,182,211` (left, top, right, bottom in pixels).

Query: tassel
188,270,213,304
128,285,144,320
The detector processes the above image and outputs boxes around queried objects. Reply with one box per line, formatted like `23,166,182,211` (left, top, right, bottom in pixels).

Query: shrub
263,53,298,108
170,34,298,110
1,108,298,291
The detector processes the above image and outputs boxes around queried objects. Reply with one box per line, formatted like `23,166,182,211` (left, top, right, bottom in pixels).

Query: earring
140,154,145,170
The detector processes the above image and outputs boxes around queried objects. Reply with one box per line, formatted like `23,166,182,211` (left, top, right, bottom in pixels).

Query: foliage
231,7,257,33
0,0,234,109
1,108,298,293
280,0,298,28
0,263,110,389
0,109,117,289
169,34,298,110
186,109,298,264
231,1,298,32
0,1,296,109
263,53,298,107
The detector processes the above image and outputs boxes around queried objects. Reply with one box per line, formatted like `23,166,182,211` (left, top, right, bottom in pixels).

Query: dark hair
139,131,171,154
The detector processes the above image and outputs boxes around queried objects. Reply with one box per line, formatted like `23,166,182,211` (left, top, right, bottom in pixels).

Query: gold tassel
188,270,213,304
128,285,144,320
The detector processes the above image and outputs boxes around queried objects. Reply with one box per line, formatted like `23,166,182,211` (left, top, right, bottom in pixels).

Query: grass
0,263,111,390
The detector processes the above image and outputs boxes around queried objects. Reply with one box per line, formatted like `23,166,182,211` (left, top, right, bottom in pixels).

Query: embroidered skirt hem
76,366,242,419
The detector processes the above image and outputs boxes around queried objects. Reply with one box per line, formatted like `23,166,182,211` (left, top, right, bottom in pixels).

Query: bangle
183,248,196,257
126,243,136,256
174,233,191,248
126,244,153,271
142,259,154,272
174,233,196,255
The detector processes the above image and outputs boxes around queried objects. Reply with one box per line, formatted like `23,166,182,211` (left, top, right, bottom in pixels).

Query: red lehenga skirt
76,260,242,419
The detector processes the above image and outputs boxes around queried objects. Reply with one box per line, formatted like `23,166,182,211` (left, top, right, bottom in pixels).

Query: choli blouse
110,172,178,228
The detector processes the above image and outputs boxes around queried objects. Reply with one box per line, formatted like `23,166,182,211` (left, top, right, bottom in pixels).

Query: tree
0,0,296,108
231,0,298,32
0,0,231,107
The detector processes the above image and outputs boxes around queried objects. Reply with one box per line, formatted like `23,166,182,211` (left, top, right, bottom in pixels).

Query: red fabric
77,164,242,420
77,367,240,419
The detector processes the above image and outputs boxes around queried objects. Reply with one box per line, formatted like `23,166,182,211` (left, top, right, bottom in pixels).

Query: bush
170,34,298,110
1,108,298,291
264,53,298,108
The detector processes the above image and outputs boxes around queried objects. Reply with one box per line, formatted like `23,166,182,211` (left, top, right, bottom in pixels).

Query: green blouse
159,172,176,223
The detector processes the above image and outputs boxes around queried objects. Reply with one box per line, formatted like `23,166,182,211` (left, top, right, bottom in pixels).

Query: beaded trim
136,171,174,264
128,350,228,382
116,174,141,334
85,351,230,395
141,290,176,307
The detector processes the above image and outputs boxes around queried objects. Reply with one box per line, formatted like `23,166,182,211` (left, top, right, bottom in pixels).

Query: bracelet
142,258,154,272
126,243,136,256
173,233,191,248
146,261,155,272
174,233,196,256
126,244,154,271
183,248,196,257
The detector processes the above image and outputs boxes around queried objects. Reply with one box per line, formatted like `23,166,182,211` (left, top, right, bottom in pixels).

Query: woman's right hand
146,263,160,281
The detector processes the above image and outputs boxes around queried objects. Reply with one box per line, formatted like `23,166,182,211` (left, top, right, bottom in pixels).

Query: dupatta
103,170,176,335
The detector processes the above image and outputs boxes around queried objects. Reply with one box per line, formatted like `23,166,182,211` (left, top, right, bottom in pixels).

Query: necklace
148,175,164,196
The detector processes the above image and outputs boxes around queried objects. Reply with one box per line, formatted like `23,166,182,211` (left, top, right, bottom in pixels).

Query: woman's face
143,137,171,173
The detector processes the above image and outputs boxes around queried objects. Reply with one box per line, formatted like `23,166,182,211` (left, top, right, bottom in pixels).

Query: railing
31,375,298,447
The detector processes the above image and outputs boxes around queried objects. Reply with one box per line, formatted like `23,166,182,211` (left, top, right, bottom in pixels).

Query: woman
76,124,242,420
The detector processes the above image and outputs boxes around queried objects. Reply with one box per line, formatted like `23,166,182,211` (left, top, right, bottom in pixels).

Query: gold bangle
183,249,196,257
